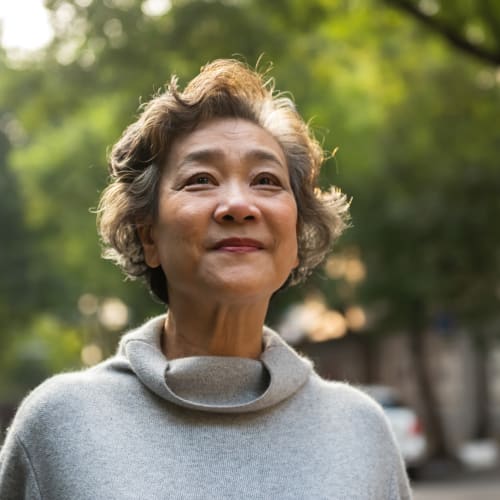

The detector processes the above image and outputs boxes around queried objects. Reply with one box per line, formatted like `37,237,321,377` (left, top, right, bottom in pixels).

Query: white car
358,385,427,472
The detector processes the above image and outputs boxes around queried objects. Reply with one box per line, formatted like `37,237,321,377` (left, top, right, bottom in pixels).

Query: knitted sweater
0,315,412,499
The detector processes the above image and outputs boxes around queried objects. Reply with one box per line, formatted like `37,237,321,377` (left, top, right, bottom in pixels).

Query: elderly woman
0,60,411,499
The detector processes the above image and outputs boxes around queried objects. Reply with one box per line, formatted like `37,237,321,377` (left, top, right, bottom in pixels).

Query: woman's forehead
167,117,287,169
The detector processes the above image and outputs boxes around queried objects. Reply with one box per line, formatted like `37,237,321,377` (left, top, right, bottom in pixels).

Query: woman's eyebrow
178,148,224,167
244,149,286,170
178,148,286,170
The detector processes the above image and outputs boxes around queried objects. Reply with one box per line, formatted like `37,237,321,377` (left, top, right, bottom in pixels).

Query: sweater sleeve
383,415,413,500
390,457,413,500
0,430,42,500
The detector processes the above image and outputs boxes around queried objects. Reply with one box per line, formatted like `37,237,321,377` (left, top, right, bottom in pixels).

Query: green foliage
356,59,500,327
0,0,499,403
384,0,500,66
0,315,83,401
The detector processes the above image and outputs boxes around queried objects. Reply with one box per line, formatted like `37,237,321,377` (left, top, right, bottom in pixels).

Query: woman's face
140,118,299,306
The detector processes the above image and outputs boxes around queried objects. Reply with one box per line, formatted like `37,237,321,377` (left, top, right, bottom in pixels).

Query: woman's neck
162,299,269,360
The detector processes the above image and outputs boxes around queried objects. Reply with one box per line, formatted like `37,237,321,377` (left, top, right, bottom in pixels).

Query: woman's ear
137,222,161,268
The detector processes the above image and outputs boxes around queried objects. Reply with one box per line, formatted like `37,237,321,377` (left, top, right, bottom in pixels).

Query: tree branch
480,0,500,47
384,0,500,66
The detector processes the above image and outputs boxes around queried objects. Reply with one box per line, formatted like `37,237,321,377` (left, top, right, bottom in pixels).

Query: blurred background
1,0,499,495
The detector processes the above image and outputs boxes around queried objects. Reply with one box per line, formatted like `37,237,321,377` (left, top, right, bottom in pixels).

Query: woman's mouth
213,238,264,253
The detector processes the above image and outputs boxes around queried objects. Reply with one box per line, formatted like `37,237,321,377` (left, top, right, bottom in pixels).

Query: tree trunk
362,334,378,384
473,330,491,439
408,299,450,458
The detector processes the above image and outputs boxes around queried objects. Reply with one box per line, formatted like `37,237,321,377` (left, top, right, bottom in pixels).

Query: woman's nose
213,185,260,223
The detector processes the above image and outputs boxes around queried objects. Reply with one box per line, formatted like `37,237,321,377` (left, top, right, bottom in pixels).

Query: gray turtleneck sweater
0,315,412,499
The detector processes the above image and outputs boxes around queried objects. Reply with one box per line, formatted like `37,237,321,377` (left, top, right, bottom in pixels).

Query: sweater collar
117,315,312,413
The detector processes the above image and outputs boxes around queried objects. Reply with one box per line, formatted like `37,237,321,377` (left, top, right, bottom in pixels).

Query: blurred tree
3,0,373,323
384,0,500,66
1,0,351,402
0,314,82,402
0,114,39,330
354,57,500,454
1,0,499,456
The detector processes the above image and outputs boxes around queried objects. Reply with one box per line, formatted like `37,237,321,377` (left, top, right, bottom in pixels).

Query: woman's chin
200,273,283,304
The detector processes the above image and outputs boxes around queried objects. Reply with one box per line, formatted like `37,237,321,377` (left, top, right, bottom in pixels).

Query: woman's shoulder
302,376,404,456
7,356,131,439
307,375,391,425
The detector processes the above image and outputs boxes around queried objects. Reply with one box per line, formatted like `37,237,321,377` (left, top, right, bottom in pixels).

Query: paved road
412,476,500,500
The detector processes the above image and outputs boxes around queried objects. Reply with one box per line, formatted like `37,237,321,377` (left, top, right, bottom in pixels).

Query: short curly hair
97,59,350,303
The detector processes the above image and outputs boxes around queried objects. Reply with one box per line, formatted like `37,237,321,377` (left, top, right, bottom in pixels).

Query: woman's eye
186,174,214,186
254,174,280,187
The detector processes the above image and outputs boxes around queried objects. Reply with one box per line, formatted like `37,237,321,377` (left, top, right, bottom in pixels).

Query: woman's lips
213,238,264,253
